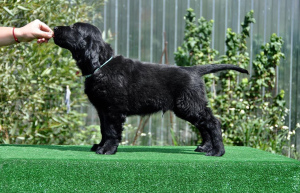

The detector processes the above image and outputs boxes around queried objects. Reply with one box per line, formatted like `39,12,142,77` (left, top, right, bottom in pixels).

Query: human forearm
0,20,53,47
0,27,21,46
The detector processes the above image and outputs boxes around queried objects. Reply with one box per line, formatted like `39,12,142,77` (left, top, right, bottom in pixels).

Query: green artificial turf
0,145,299,192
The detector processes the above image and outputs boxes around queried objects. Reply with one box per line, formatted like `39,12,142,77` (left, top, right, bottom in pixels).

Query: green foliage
175,8,218,67
0,0,104,144
174,9,293,156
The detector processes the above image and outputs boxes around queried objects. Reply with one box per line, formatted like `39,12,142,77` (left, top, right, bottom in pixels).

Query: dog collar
84,57,113,78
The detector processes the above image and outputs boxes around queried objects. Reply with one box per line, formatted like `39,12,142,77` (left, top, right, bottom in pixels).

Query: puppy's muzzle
53,26,61,38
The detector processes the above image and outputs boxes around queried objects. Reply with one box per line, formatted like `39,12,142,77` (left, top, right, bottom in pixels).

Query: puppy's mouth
53,27,60,38
53,27,64,45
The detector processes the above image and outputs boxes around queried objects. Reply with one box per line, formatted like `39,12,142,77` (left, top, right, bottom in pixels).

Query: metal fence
83,0,300,150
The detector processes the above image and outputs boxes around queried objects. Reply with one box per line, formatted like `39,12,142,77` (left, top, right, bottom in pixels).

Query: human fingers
36,31,53,39
35,20,53,38
38,20,53,34
37,38,49,44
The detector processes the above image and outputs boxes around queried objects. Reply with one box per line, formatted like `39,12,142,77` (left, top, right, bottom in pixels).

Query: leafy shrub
0,0,104,144
174,9,295,156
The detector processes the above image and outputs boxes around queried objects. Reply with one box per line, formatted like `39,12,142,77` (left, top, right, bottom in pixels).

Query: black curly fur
53,22,248,156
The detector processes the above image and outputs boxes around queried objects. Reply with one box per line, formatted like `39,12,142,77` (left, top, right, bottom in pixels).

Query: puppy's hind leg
200,107,225,156
174,95,214,154
174,89,224,156
176,107,224,156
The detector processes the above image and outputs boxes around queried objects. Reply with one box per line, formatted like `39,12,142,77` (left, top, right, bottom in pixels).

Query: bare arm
0,19,53,47
0,27,15,46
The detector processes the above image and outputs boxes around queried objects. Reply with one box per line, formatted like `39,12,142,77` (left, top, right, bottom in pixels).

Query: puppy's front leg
194,128,213,153
95,113,126,155
91,112,107,152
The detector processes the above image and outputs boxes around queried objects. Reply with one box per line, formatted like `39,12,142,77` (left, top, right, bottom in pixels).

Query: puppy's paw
96,146,118,155
194,144,212,153
205,149,225,157
95,140,119,155
91,144,100,152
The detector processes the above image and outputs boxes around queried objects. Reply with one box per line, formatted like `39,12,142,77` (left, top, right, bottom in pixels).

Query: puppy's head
53,22,113,75
54,22,102,50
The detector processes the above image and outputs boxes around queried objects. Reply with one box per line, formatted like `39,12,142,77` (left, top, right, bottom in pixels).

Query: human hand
14,19,53,43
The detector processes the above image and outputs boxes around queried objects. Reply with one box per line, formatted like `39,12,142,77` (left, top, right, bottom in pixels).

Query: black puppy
53,22,248,156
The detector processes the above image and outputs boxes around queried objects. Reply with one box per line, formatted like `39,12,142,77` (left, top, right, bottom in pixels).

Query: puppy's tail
197,64,249,76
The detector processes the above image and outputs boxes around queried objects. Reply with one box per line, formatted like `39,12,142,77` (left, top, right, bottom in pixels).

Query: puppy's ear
84,36,101,65
84,34,114,67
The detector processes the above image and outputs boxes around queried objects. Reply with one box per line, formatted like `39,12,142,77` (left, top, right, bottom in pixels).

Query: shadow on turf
2,144,205,155
118,147,205,155
1,144,89,152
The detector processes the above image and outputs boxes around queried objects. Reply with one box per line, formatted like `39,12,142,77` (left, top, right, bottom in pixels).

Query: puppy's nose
53,27,60,38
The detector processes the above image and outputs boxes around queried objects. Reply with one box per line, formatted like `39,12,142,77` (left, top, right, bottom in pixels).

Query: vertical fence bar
136,0,142,139
261,0,267,98
183,0,189,142
263,0,267,44
237,0,240,33
161,113,164,145
212,0,215,48
276,0,281,94
173,0,179,144
288,0,295,158
138,0,142,60
126,0,130,58
211,0,216,94
104,1,107,37
148,0,153,146
224,0,228,52
149,0,154,146
236,0,241,85
185,122,189,145
174,0,178,55
114,0,118,55
162,0,166,64
200,0,202,17
125,0,130,144
249,0,254,76
150,0,154,63
160,0,166,145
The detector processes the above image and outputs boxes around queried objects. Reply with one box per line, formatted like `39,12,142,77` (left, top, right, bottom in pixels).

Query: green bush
0,0,104,145
175,9,296,156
